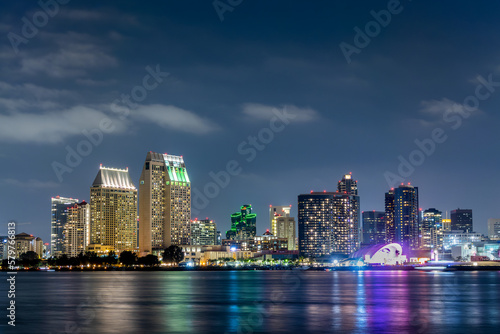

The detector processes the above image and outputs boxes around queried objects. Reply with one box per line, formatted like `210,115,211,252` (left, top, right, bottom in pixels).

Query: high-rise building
216,231,222,245
269,205,291,236
90,165,137,253
422,208,443,250
13,233,43,259
488,218,500,240
139,152,191,255
51,196,79,258
362,211,385,245
226,205,257,240
450,209,473,232
337,172,358,195
385,189,395,243
190,218,217,245
298,186,360,258
276,216,296,250
392,184,420,252
63,201,90,257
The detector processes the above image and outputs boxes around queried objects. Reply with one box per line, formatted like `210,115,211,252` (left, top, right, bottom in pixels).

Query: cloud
131,104,219,134
0,81,76,111
0,106,126,144
2,178,60,189
20,33,118,78
419,98,474,115
242,103,319,122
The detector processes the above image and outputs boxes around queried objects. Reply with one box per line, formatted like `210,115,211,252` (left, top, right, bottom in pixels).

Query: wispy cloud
2,178,60,188
131,104,219,134
242,103,319,122
0,106,126,144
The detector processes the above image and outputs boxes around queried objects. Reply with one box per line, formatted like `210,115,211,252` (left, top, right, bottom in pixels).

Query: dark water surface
1,270,499,333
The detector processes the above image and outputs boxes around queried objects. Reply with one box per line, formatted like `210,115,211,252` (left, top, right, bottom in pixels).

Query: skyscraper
384,189,395,244
298,176,360,259
488,218,500,240
190,218,217,245
422,208,443,250
450,209,473,232
337,172,358,195
64,201,90,257
362,211,385,245
269,205,291,236
139,152,191,255
276,216,296,250
226,205,257,240
90,165,137,253
51,196,79,258
392,184,420,252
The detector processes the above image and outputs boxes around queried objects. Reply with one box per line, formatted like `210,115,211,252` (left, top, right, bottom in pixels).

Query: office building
190,218,217,245
276,216,296,250
451,209,473,232
12,233,43,259
89,165,137,253
63,201,90,257
51,196,79,258
337,172,358,195
442,218,452,232
139,152,191,255
269,205,291,236
226,205,257,240
386,184,420,253
421,208,443,250
385,189,395,244
362,211,385,245
443,231,482,251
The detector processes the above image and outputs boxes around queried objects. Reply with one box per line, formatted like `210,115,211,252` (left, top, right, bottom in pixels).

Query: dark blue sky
1,0,499,243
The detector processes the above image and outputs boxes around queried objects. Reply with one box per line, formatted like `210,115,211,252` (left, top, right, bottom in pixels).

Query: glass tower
51,196,79,258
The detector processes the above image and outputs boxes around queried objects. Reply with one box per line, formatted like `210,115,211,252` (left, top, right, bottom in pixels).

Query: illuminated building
51,196,79,257
443,230,482,251
362,211,385,245
488,218,500,240
276,216,296,250
451,208,473,232
442,218,452,231
0,236,7,260
422,208,443,250
89,165,137,253
139,152,191,255
13,233,43,259
386,184,420,253
64,201,90,257
384,189,395,243
226,205,257,240
269,205,291,236
337,172,358,195
190,218,217,245
298,185,360,258
349,243,407,265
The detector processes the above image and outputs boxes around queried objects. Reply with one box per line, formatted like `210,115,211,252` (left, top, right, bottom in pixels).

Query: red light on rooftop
349,172,352,175
323,190,326,193
289,205,292,207
269,205,272,207
401,183,404,185
205,217,208,220
310,190,313,193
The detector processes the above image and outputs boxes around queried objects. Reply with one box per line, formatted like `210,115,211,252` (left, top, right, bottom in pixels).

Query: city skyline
1,1,500,246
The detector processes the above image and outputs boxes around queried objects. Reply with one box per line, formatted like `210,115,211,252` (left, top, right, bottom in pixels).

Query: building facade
90,166,138,253
488,218,500,240
362,211,386,245
384,189,395,244
269,205,291,236
139,152,191,255
226,205,257,240
388,184,420,253
276,216,296,250
190,218,217,245
298,187,360,258
51,196,79,258
450,208,473,232
63,201,90,257
421,208,443,250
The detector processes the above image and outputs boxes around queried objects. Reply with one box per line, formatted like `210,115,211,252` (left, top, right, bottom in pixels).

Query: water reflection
5,270,500,333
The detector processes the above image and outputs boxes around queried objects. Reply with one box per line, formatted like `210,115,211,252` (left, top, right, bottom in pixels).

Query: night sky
1,0,499,244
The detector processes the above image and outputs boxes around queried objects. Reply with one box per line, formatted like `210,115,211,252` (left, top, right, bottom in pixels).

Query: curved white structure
350,243,407,265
